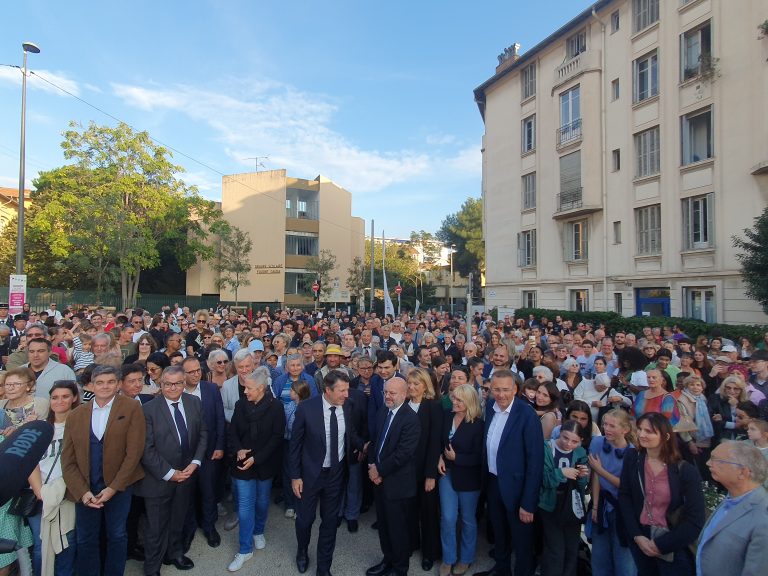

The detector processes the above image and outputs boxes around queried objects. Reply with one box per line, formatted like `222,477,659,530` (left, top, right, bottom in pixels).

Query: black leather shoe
336,516,342,528
128,546,145,561
472,569,509,576
296,549,309,574
204,529,221,548
163,556,194,570
421,558,433,571
366,561,392,576
347,519,358,533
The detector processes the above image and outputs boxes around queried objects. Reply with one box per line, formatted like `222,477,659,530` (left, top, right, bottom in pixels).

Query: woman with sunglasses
618,413,704,575
588,409,636,576
123,333,157,366
206,349,230,389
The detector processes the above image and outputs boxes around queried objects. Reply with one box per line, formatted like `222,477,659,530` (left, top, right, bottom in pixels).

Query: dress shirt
321,396,346,468
161,396,201,481
91,396,116,440
184,384,202,399
486,399,513,475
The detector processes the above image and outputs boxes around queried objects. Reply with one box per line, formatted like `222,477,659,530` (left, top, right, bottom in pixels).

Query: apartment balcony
553,49,601,89
286,199,319,220
553,187,602,220
556,119,582,149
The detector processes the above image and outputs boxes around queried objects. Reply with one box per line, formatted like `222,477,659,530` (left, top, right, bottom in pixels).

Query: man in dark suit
138,365,208,576
367,351,400,439
340,383,369,532
290,370,363,576
366,376,421,576
181,356,226,549
475,369,543,576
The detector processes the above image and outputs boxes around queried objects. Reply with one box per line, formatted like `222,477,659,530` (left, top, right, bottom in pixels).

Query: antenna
243,156,269,172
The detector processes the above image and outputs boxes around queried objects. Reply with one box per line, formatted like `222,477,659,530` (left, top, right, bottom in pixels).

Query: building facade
475,0,768,324
186,170,365,307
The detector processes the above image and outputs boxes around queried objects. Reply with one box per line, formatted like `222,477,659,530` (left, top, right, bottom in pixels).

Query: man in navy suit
366,376,420,576
138,365,208,575
367,351,400,439
290,370,363,576
475,369,543,576
180,356,226,549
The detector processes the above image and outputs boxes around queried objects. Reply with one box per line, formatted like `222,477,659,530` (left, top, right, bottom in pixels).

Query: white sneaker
228,552,253,572
253,534,266,550
285,508,296,519
224,514,239,531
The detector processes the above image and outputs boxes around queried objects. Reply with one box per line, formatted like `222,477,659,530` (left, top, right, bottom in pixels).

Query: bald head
383,376,408,410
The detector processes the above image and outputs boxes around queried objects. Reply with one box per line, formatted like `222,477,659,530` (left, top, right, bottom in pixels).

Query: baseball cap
248,339,265,352
750,349,768,361
714,355,733,364
720,345,737,353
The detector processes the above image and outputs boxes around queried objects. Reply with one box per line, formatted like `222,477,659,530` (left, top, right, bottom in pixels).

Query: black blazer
369,402,421,499
441,415,483,492
708,394,740,444
411,398,443,481
198,381,226,458
138,394,207,497
617,448,705,555
289,395,362,489
228,394,285,481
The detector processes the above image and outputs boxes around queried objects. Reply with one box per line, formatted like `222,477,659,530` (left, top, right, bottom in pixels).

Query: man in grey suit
697,441,768,576
138,366,208,576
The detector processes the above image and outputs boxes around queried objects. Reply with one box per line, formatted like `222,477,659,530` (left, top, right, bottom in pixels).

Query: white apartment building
475,0,768,324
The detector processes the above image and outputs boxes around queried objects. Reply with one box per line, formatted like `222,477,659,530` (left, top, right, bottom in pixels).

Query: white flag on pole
382,232,395,317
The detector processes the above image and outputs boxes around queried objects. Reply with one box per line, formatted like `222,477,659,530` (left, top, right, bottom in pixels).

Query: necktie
377,410,394,462
365,346,371,358
172,402,190,461
329,406,339,466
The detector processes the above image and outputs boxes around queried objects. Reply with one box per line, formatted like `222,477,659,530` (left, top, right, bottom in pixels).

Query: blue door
635,288,670,317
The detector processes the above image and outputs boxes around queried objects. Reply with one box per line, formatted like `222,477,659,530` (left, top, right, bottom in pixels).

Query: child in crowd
746,418,768,460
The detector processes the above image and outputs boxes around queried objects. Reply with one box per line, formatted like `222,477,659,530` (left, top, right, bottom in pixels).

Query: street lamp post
16,41,40,275
449,244,456,316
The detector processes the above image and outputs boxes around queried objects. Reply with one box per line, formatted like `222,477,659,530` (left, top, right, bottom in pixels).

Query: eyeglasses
4,381,27,388
709,458,746,468
184,369,202,374
162,381,184,389
215,360,228,365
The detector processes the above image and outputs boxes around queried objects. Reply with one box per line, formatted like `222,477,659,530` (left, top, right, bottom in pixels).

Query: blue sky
1,0,584,238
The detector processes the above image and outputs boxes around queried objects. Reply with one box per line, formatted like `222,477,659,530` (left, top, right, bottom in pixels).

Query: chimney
496,43,521,74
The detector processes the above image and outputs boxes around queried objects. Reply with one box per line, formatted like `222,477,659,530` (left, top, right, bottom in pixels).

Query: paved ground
125,498,496,576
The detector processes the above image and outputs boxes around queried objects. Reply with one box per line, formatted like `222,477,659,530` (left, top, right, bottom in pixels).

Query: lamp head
22,42,40,54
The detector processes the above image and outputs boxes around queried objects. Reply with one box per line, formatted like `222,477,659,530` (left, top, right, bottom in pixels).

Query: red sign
395,284,402,295
312,282,320,293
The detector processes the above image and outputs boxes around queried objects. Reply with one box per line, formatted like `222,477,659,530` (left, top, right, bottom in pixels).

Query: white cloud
178,170,221,200
426,133,457,146
0,67,80,96
444,145,482,175
112,79,436,194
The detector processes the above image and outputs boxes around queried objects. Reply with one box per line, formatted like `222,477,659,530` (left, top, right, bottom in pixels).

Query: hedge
499,307,768,344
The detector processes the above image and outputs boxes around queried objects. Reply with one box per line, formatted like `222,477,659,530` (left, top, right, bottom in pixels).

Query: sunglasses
215,360,228,365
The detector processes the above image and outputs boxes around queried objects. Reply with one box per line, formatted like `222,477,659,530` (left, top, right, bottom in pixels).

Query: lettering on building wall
254,264,284,275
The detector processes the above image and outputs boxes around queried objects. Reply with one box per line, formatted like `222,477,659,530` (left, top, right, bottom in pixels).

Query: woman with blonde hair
709,375,749,444
437,384,484,576
671,375,713,477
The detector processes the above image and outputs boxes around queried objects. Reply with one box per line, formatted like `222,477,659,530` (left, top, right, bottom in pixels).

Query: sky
1,0,586,238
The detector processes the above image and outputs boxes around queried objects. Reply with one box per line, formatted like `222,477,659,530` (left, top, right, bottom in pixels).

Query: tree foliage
213,224,253,306
436,197,484,277
733,207,768,313
365,239,436,313
345,256,367,310
306,249,338,301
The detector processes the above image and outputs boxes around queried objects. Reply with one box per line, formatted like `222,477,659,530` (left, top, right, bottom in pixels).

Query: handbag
9,444,60,518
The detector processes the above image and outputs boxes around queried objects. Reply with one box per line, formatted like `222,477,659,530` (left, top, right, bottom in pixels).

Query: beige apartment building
186,170,365,306
475,0,768,324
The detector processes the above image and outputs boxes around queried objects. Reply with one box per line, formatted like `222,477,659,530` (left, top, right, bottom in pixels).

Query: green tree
436,197,485,277
733,207,768,313
213,224,253,306
345,256,367,311
57,121,222,308
306,249,338,301
365,239,436,313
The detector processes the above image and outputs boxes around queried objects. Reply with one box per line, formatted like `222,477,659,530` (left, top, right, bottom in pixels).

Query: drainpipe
592,5,609,313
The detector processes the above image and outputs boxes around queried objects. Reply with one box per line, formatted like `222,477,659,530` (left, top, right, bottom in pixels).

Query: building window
522,172,536,210
682,21,712,81
681,107,713,165
611,78,620,101
559,86,581,145
611,10,620,34
684,287,716,322
614,292,624,315
635,204,662,255
522,115,536,153
285,234,318,256
565,220,588,262
682,193,714,250
559,151,582,210
522,290,537,308
570,289,589,311
522,63,536,99
633,0,659,33
566,29,587,59
517,230,537,267
612,149,621,172
284,272,315,295
613,221,622,244
633,51,659,103
635,126,661,178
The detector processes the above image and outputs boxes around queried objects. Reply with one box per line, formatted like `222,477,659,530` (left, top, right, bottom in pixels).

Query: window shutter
705,193,714,247
565,223,574,261
682,198,691,250
517,232,523,266
531,230,537,265
560,151,581,193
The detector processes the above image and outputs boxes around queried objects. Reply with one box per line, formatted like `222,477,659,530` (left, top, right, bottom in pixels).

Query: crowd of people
0,302,767,576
